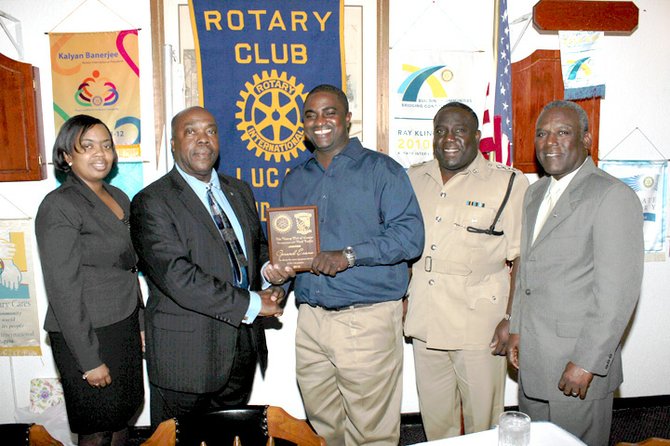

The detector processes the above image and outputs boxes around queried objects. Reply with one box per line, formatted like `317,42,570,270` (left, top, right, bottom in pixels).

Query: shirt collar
175,163,220,192
305,137,365,166
426,150,490,184
548,157,588,196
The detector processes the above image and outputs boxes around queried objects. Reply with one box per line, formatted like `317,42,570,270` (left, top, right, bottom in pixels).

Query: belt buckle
424,256,432,272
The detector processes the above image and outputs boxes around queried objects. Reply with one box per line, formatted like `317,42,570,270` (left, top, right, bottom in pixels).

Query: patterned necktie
206,185,249,289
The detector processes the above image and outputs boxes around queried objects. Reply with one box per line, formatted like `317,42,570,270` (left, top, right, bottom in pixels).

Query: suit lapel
532,159,596,246
527,178,549,247
168,169,227,250
66,174,125,229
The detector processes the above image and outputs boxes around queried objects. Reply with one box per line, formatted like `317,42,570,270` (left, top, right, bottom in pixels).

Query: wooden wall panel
511,50,600,174
0,53,46,181
533,0,638,33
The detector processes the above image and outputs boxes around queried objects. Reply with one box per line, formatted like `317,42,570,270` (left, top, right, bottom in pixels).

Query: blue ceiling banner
189,0,344,227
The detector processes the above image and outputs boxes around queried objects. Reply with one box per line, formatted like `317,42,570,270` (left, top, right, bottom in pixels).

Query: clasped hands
82,363,111,389
258,286,285,317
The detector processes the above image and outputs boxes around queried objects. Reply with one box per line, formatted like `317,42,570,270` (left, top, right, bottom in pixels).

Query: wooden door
0,52,46,181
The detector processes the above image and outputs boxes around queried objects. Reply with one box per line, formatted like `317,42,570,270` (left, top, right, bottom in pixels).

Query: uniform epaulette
409,159,432,169
487,161,516,172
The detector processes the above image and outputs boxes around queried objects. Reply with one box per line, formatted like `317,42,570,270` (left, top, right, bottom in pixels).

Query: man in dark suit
507,101,644,445
131,106,284,427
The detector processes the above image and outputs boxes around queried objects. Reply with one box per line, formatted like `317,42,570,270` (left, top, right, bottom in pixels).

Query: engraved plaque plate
267,206,320,272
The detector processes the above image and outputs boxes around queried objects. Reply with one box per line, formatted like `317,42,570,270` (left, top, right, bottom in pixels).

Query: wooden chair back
616,439,670,446
141,405,326,446
0,423,64,446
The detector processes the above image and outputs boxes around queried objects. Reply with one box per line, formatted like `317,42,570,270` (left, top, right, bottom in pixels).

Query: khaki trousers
412,339,506,440
296,301,403,446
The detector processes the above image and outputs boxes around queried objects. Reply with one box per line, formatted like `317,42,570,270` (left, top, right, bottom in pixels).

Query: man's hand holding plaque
266,206,320,278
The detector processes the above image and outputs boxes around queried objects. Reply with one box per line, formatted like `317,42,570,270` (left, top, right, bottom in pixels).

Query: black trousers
149,325,257,429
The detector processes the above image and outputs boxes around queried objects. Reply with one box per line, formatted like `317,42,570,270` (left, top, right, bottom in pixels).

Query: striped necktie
206,185,249,289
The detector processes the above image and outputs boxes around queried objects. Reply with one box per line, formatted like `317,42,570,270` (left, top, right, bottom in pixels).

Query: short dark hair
171,106,210,135
538,100,589,133
434,101,479,129
305,84,349,114
53,115,116,173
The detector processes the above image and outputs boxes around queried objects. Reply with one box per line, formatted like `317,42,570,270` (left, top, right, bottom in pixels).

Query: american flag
480,0,513,166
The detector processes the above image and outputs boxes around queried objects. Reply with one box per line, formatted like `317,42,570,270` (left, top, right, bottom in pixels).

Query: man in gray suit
131,107,284,427
507,101,643,446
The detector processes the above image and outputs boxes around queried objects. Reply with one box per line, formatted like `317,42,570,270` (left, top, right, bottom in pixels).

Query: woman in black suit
35,115,143,446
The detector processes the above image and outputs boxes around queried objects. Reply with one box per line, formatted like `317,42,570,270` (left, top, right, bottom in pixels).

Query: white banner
389,50,488,168
559,31,606,100
0,219,41,355
600,160,668,260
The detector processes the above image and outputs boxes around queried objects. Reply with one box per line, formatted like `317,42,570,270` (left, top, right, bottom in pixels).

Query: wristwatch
342,246,356,268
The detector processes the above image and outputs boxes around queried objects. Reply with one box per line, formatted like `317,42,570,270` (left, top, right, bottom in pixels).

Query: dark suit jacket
511,158,644,401
130,168,268,394
35,174,141,372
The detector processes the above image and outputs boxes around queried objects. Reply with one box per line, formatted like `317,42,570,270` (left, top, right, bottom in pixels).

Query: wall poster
0,219,41,356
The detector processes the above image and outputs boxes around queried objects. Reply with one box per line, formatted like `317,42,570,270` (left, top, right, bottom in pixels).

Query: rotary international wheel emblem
271,214,292,234
236,70,307,162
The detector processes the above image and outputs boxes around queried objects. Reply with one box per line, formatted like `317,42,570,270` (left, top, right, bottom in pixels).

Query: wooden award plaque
267,206,320,272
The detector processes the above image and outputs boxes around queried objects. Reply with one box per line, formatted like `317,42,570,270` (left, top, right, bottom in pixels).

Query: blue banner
190,0,344,225
601,160,668,259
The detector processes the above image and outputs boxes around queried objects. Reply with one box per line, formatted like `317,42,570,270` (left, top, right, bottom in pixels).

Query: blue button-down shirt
280,137,424,308
175,164,261,322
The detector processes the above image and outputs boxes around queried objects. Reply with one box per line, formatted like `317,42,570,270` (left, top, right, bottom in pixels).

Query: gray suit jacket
130,168,268,394
36,174,141,372
510,158,643,401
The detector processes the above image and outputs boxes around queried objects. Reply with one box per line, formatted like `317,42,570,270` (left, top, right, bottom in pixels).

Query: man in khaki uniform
405,102,528,440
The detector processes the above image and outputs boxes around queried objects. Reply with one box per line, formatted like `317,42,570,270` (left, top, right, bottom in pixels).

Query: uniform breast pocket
455,206,497,243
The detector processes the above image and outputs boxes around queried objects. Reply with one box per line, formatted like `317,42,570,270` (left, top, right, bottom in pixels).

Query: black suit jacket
35,174,141,372
130,168,268,393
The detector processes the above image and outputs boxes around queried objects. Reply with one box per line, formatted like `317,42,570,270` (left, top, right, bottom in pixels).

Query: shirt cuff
244,291,261,324
350,242,372,265
260,261,271,289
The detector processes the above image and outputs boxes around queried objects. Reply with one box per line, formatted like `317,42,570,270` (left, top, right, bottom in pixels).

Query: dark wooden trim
150,0,165,166
533,1,639,33
376,0,389,153
0,54,46,181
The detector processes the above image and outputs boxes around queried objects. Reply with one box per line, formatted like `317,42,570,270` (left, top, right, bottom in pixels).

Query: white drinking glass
498,411,531,446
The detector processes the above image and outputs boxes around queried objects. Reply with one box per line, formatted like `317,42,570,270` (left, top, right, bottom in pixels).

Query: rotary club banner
0,219,41,356
49,31,141,158
190,0,344,223
600,160,668,260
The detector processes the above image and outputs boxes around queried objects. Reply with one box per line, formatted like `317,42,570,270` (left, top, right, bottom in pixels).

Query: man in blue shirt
265,85,424,446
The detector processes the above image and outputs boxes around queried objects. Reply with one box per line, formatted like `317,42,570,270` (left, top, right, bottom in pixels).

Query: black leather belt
312,303,375,312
